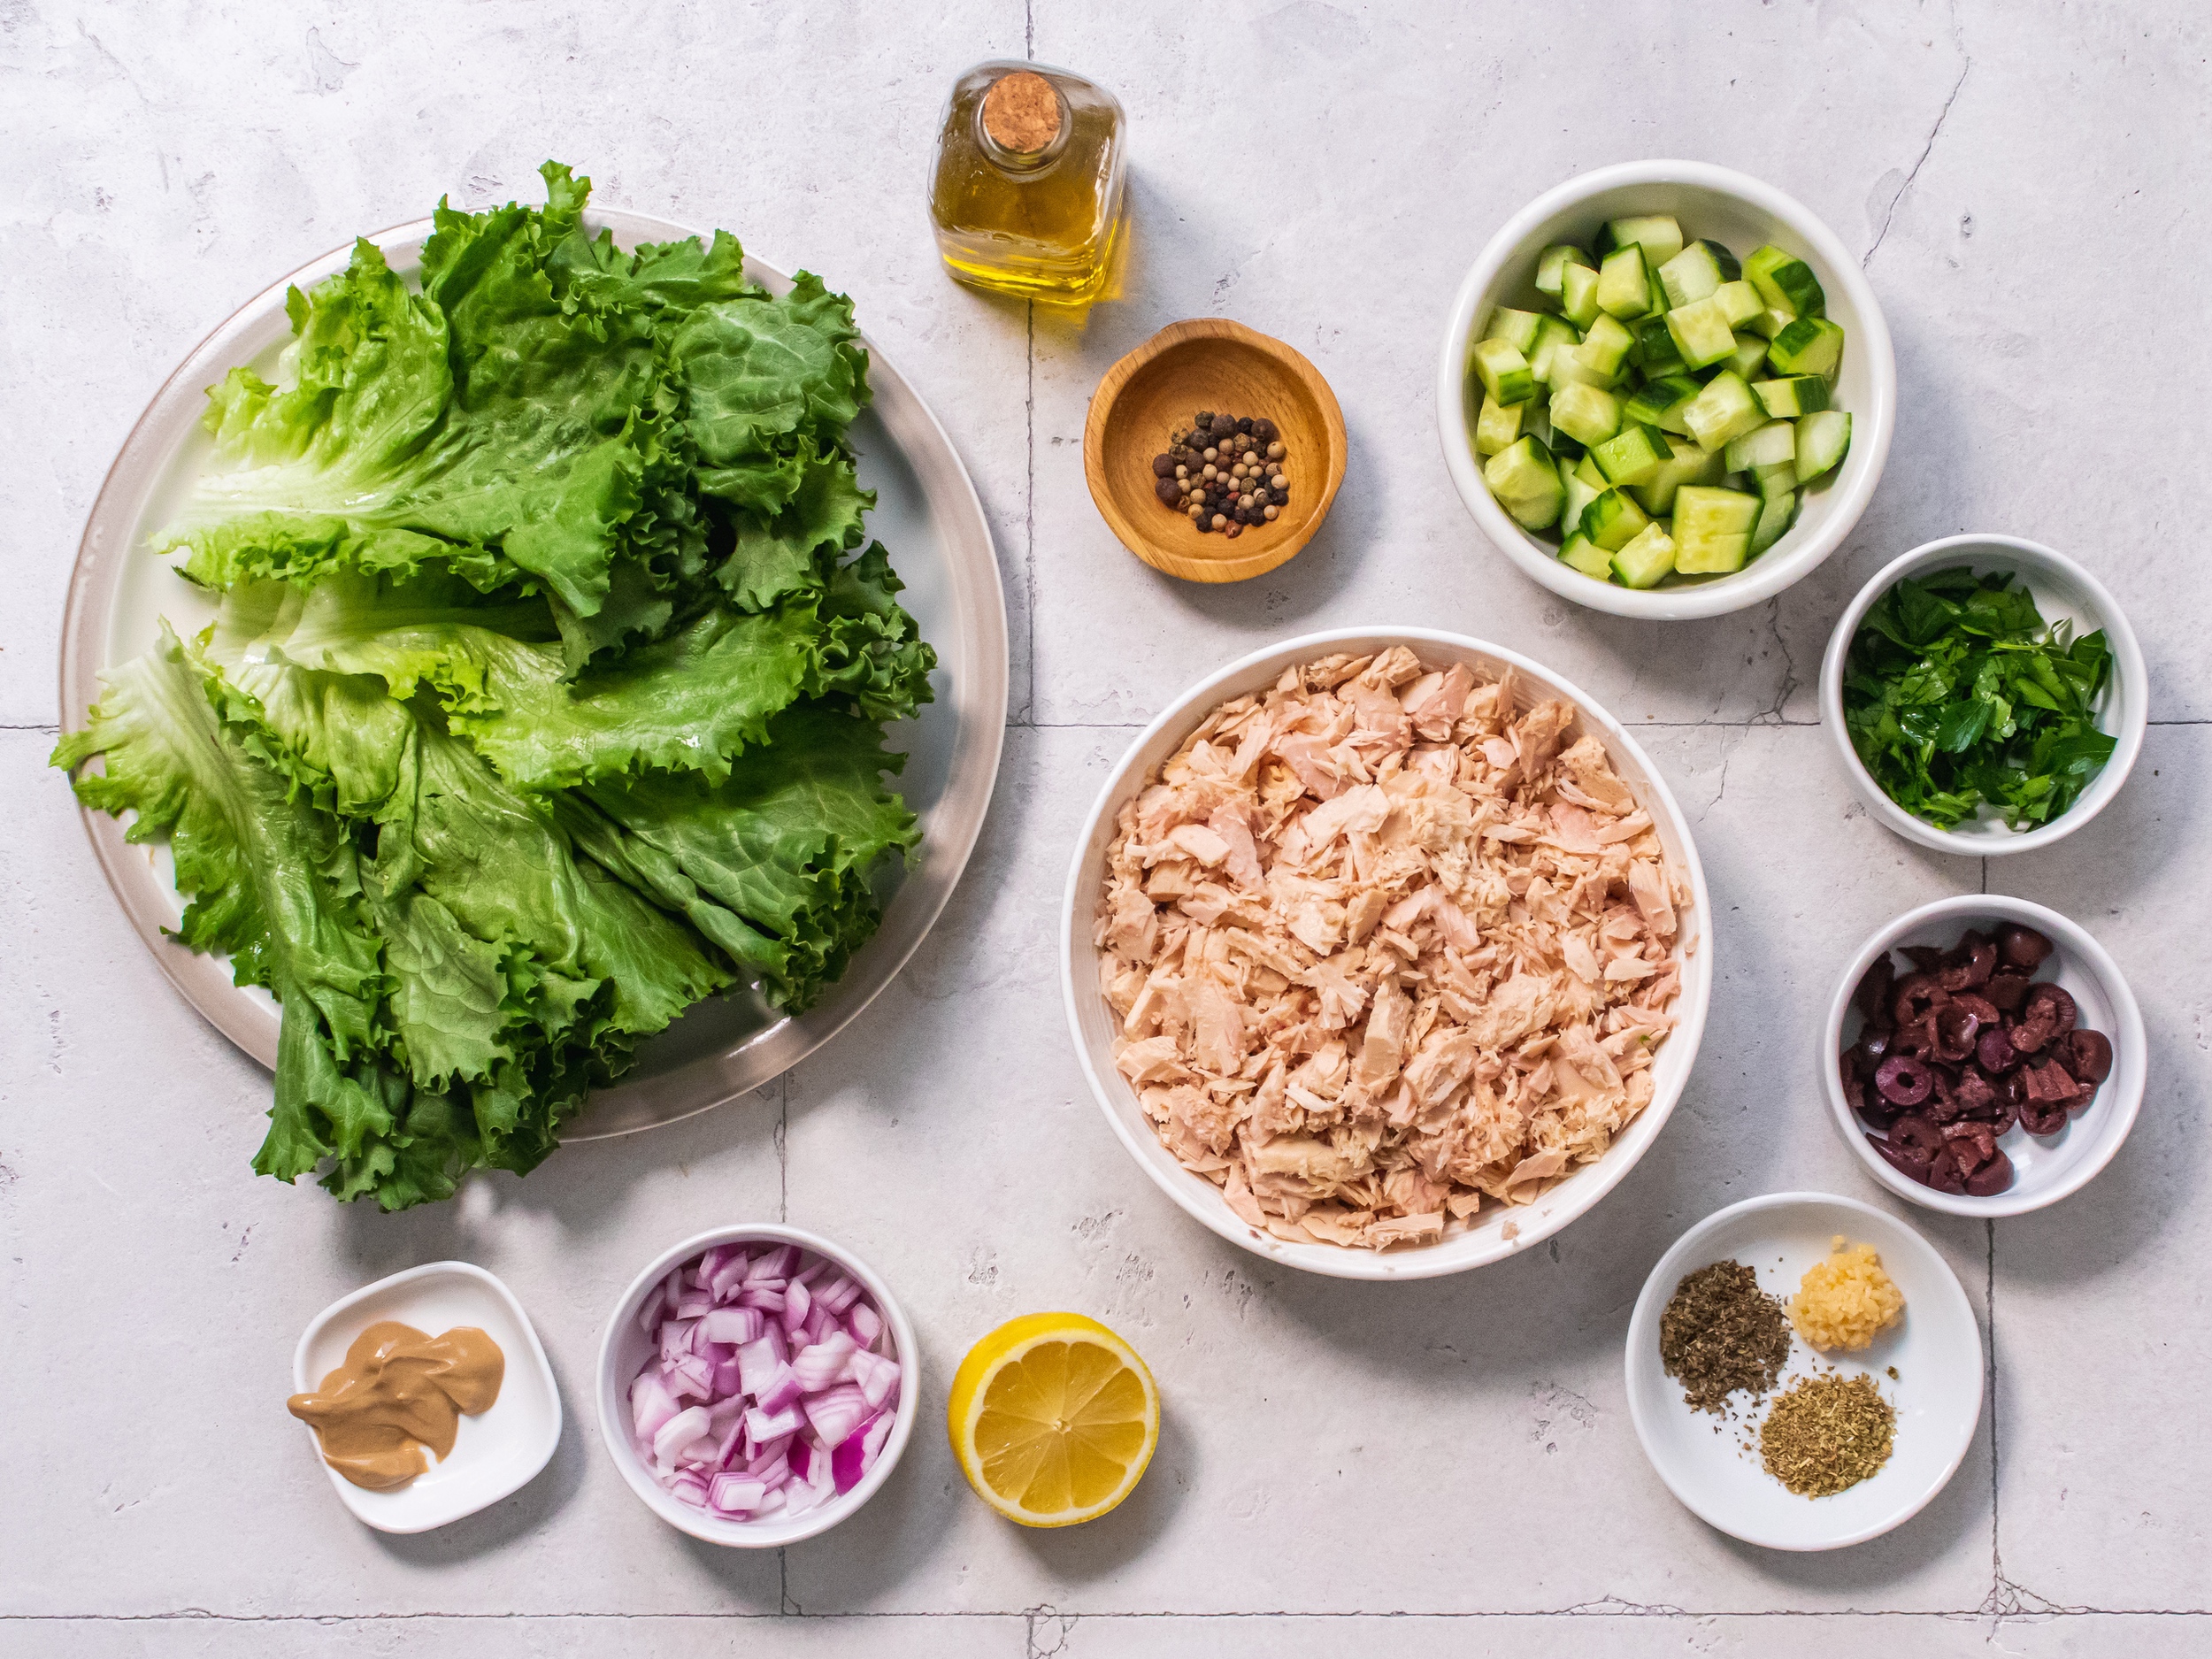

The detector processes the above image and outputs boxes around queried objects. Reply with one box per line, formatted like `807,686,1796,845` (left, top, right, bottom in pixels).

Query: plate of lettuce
54,165,1006,1210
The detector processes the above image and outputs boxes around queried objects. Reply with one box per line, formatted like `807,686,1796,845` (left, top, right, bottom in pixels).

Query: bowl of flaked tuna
1060,629,1713,1279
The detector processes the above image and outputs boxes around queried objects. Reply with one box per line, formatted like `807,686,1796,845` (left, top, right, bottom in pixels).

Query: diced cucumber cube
1749,489,1798,555
1657,239,1739,309
1572,453,1607,488
1768,316,1846,380
1631,434,1724,515
1549,382,1623,447
1535,244,1594,302
1745,244,1826,319
1471,337,1535,406
1604,215,1686,268
1723,419,1797,474
1560,465,1603,534
1754,459,1799,500
1483,307,1544,353
1559,533,1617,581
1681,371,1765,452
1724,333,1770,380
1745,305,1794,340
1631,316,1686,377
1581,488,1653,551
1596,248,1653,319
1713,280,1763,328
1592,423,1672,488
1623,373,1699,429
1545,346,1612,390
1793,409,1852,484
1664,296,1738,369
1576,312,1637,378
1483,437,1563,529
1474,395,1526,456
1527,315,1582,383
1673,486,1762,573
1754,375,1830,418
1609,521,1678,589
1559,262,1601,328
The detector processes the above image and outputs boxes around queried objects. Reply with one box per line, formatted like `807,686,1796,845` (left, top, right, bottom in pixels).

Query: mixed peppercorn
1151,411,1291,538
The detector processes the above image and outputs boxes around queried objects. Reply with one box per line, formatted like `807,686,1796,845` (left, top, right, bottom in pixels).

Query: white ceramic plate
292,1261,561,1534
1437,160,1896,619
1061,627,1713,1280
1625,1192,1982,1551
1818,534,2147,857
58,209,1007,1139
595,1224,918,1548
1822,895,2146,1217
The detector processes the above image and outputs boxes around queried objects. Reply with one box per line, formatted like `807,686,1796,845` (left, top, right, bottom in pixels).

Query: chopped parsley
1841,567,2115,831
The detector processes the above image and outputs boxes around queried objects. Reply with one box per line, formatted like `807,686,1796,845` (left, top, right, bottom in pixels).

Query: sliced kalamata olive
2021,1102,2070,1136
1996,1067,2028,1110
1893,1014,1940,1059
1927,1148,1968,1194
1901,945,1945,972
1939,931,1999,991
2009,982,2078,1054
1985,972,2031,1014
1987,1097,2020,1137
1891,1112,1947,1159
1854,956,1898,1023
1952,991,2001,1026
1943,1118,1999,1174
1870,1133,1934,1180
1965,1149,2015,1196
1976,1025,2018,1075
1998,924,2055,971
1924,1069,1965,1123
1839,1043,1863,1083
1876,1055,1934,1107
1855,1025,1894,1067
1932,1002,1982,1063
1951,1067,1997,1117
1892,972,1948,1026
1841,1067,1868,1117
2057,1028,2114,1085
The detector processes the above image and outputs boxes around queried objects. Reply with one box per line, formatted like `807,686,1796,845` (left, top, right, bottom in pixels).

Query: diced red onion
754,1362,804,1415
701,1306,762,1346
791,1331,856,1393
630,1240,902,1521
745,1402,803,1444
803,1381,868,1449
710,1473,767,1515
780,1277,812,1334
653,1404,712,1470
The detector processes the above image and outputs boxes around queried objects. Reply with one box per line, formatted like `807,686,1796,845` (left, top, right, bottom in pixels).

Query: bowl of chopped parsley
1819,534,2147,856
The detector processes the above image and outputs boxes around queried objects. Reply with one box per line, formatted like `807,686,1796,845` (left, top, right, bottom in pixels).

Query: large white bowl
1821,895,2146,1217
595,1225,918,1548
1625,1192,1983,1551
1060,627,1713,1280
1819,534,2147,856
1437,160,1896,619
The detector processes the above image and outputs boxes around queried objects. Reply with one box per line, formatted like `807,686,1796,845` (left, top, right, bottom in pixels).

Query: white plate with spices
1624,1192,1981,1551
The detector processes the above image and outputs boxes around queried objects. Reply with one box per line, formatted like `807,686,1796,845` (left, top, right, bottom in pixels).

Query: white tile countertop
4,3,2209,1655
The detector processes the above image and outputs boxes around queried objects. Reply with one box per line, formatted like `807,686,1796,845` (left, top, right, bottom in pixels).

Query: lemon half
947,1312,1158,1528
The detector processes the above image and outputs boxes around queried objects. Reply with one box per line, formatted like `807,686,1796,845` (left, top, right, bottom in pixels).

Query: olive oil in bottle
929,61,1126,303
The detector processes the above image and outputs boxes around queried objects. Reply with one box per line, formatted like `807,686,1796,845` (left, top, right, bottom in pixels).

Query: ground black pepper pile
1152,411,1290,538
1659,1260,1793,1415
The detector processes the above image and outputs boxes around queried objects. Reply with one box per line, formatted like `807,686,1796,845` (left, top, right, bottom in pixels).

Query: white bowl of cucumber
1437,161,1895,619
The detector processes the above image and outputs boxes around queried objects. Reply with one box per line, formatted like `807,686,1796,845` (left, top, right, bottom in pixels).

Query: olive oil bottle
929,61,1126,303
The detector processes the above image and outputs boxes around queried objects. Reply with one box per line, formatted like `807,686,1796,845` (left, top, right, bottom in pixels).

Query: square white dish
292,1261,562,1534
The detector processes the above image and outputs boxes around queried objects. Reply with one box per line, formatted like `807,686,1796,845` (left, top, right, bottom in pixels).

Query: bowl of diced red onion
595,1225,918,1546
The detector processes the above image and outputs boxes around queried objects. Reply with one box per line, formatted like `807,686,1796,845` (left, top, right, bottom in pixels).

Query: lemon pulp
948,1312,1157,1527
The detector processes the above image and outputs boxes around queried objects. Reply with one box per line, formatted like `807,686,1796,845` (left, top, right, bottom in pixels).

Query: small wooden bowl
1083,319,1346,583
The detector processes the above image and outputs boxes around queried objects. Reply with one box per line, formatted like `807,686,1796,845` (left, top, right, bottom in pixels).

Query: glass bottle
928,60,1126,303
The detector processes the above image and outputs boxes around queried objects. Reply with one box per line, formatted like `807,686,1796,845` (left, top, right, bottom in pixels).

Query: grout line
12,1609,2212,1623
1988,1218,2002,1595
1025,299,1037,726
776,1073,789,1223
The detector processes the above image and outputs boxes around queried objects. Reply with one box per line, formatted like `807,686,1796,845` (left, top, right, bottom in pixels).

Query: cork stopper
981,70,1062,155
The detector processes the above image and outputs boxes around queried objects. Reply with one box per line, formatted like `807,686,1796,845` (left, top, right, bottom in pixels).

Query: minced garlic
1787,1236,1904,1352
